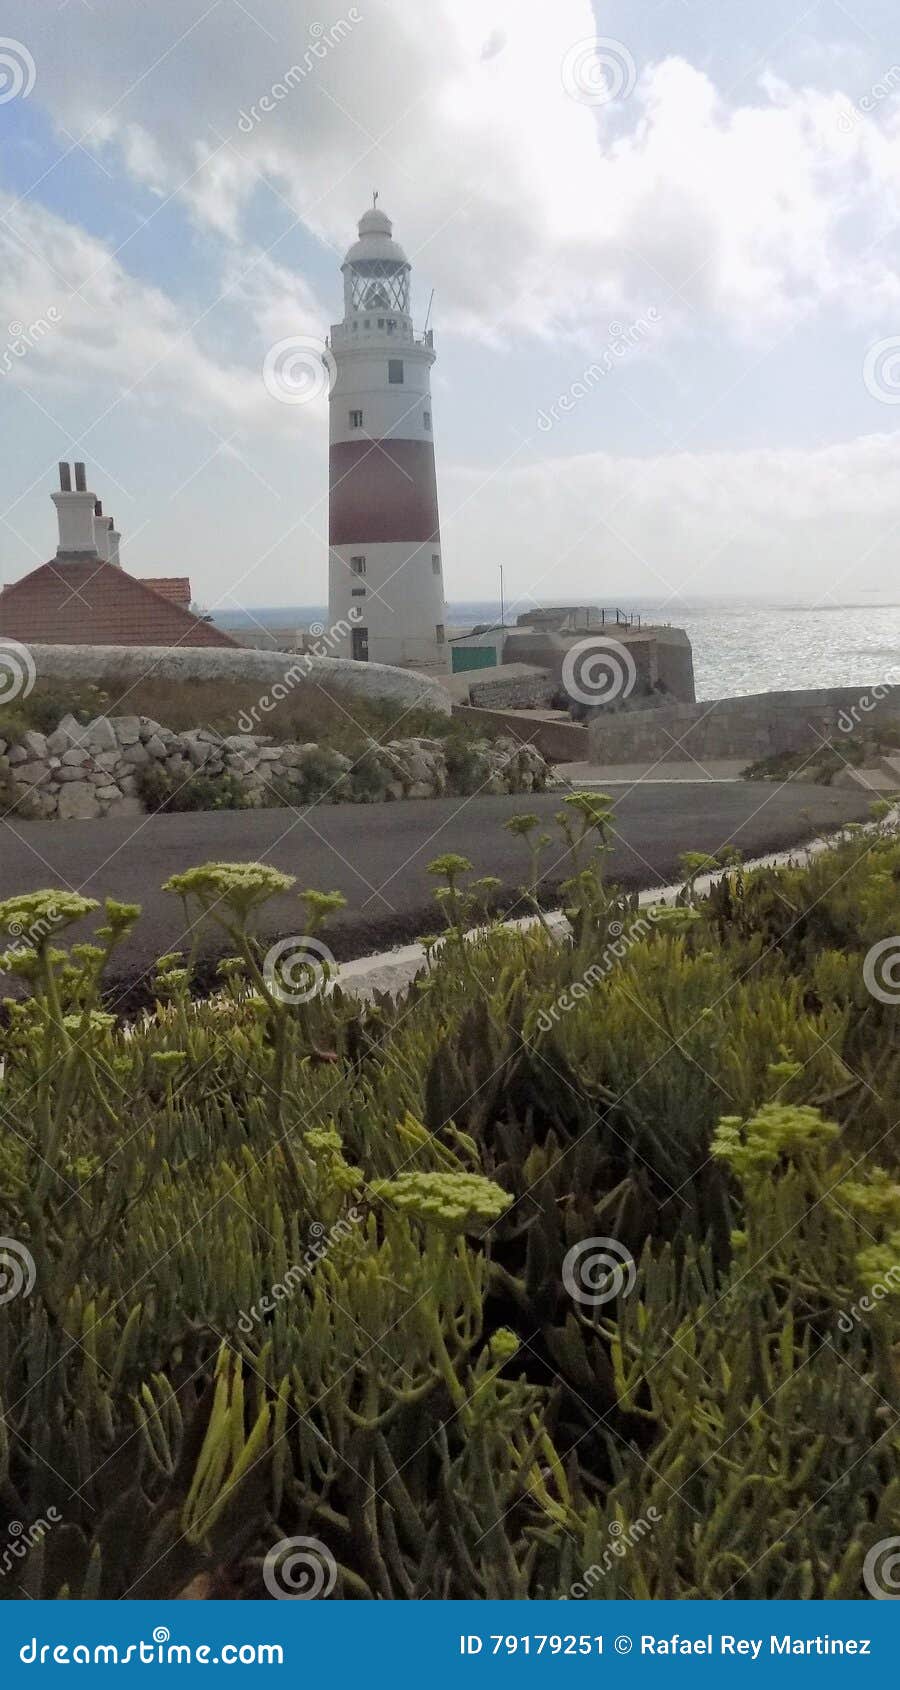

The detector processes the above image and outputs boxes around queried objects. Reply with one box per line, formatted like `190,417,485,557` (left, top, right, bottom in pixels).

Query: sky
2,0,900,622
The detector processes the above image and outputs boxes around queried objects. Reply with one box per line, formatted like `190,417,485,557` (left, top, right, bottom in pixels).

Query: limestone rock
57,781,101,820
118,742,149,767
87,716,118,753
54,713,91,750
15,761,51,786
104,795,144,818
21,729,48,760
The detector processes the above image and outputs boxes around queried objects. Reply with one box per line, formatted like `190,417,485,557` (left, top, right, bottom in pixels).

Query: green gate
451,646,498,674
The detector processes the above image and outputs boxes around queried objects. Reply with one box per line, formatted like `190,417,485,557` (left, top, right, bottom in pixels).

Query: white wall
329,539,447,673
24,643,452,714
329,344,435,445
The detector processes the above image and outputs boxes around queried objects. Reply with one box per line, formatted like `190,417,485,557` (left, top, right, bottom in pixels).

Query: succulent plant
1,819,899,1597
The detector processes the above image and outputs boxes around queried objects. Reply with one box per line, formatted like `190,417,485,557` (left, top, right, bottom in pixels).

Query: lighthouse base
328,541,449,677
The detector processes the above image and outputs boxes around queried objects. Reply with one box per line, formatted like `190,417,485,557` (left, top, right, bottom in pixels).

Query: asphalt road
0,782,871,1005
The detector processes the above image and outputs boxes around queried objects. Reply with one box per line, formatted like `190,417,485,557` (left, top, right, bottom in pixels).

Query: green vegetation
0,675,476,759
743,723,900,785
1,801,900,1598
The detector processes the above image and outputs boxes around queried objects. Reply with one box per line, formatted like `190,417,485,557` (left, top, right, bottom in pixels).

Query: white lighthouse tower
327,203,448,675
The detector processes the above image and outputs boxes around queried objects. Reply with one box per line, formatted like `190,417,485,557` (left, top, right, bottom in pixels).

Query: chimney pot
52,465,98,556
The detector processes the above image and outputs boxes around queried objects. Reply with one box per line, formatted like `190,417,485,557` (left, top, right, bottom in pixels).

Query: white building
327,205,449,676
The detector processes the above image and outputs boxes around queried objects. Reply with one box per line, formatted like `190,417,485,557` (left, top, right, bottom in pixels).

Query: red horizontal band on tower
329,439,440,546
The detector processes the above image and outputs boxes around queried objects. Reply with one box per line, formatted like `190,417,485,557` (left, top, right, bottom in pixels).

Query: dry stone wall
1,714,548,821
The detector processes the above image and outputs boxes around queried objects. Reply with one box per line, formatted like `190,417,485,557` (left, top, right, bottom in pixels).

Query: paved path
556,759,748,784
0,784,870,1003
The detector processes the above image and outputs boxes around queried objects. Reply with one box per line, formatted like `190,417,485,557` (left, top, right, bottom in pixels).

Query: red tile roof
0,557,237,648
140,576,192,607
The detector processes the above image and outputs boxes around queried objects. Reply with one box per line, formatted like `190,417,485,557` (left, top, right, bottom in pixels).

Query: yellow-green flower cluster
370,1171,513,1234
713,1102,839,1180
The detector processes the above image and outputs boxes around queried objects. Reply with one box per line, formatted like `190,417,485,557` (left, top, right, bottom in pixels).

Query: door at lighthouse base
352,625,369,662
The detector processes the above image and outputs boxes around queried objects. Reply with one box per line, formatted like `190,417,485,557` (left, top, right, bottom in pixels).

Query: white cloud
7,0,900,343
0,191,329,431
442,430,900,602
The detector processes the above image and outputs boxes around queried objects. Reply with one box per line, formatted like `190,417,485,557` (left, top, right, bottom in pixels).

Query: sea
216,596,900,702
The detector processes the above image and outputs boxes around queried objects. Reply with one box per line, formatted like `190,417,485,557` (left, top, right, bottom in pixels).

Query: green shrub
137,762,250,814
445,739,488,795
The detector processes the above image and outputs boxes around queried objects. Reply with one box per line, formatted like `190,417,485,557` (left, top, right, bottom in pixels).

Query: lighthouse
327,204,448,675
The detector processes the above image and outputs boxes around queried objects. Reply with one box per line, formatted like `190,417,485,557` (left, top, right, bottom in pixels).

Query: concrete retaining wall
23,644,452,717
587,685,900,766
467,666,555,710
454,703,589,763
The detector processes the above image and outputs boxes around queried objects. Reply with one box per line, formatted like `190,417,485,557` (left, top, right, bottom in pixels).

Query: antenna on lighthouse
423,289,435,334
373,189,379,208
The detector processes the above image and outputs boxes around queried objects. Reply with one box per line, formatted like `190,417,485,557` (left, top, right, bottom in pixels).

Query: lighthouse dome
343,206,409,267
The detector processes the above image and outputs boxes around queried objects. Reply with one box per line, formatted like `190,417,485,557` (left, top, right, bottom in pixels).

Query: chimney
93,498,111,561
51,461,98,555
107,517,121,567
